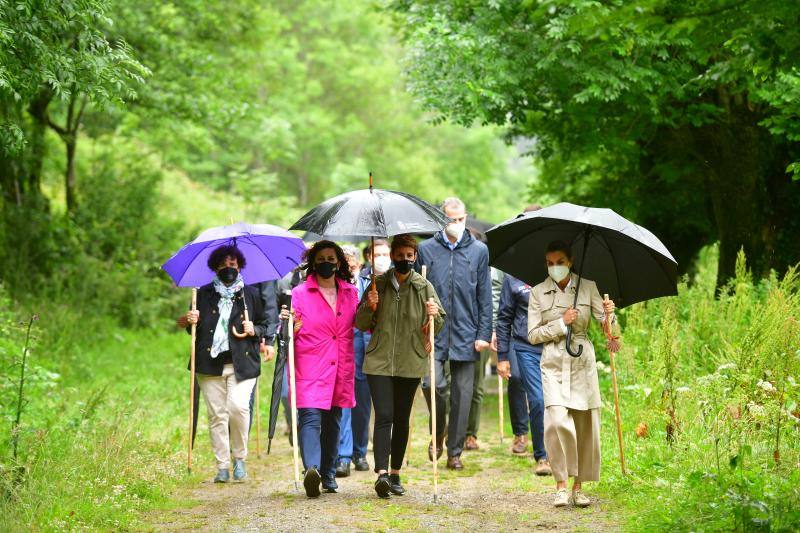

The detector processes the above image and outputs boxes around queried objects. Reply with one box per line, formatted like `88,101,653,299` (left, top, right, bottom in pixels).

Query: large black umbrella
290,176,449,239
487,202,677,355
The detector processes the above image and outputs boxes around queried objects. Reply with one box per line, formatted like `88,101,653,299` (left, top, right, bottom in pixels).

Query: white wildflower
747,401,766,417
717,363,737,372
676,386,691,394
757,380,776,393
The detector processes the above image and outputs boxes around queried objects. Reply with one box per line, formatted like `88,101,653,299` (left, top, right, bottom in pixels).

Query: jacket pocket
366,331,381,354
412,330,428,358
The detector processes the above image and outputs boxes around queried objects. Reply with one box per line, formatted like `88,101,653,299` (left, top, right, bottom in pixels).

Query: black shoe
374,474,391,499
303,468,321,498
322,476,338,493
353,456,370,472
335,459,351,478
388,474,405,496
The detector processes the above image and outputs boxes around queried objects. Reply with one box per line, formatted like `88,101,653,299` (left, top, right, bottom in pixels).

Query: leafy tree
390,0,800,283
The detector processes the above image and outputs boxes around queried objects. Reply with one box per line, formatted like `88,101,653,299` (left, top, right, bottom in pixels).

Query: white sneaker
553,488,569,507
572,489,591,507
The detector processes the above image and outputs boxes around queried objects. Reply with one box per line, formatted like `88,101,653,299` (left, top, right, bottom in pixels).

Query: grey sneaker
233,459,247,481
214,469,230,483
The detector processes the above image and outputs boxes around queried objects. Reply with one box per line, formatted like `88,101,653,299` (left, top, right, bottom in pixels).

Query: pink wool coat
290,274,358,410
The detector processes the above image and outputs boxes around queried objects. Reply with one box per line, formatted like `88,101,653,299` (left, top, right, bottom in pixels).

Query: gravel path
148,389,620,532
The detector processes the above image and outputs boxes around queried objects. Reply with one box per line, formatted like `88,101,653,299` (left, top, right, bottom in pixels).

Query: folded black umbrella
487,202,678,355
267,321,289,454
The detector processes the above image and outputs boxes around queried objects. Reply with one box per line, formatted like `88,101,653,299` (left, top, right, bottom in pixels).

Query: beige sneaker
535,459,552,476
511,435,528,456
553,488,569,507
572,489,591,507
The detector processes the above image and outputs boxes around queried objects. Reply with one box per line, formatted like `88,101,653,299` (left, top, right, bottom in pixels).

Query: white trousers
197,364,256,470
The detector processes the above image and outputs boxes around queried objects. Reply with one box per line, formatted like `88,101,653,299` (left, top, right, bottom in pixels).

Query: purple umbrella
162,222,306,287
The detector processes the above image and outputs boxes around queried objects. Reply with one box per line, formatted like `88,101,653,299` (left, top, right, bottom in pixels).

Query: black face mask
217,266,239,285
394,260,414,275
315,261,337,279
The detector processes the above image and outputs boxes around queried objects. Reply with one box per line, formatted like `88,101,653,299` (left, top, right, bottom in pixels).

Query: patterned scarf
211,274,245,358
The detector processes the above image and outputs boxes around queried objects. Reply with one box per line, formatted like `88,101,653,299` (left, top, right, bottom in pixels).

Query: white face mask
445,222,465,240
548,265,571,283
373,256,391,275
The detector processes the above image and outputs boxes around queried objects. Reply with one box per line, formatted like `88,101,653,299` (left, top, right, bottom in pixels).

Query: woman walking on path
280,241,359,498
527,240,616,508
355,234,445,499
183,245,267,483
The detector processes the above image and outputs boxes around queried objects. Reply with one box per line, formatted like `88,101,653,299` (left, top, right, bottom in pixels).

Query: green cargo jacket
355,269,446,378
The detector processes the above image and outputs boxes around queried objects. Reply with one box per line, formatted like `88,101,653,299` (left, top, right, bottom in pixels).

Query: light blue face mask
548,265,570,283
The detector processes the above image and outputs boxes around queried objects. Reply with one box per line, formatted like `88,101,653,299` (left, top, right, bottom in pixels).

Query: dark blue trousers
298,407,342,481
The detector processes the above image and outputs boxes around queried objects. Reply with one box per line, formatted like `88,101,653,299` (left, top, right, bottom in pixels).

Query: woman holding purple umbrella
183,245,267,483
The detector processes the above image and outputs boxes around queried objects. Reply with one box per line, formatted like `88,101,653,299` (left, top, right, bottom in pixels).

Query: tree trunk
696,110,800,287
65,136,77,214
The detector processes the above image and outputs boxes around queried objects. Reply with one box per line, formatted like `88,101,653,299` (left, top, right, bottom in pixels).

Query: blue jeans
507,345,529,437
513,341,547,461
298,407,342,481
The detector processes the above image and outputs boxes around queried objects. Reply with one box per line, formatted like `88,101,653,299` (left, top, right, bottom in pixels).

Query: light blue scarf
211,274,245,358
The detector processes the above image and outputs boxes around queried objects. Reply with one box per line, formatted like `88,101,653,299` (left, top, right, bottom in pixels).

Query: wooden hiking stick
427,297,439,503
498,371,505,444
603,293,626,474
188,288,198,472
420,265,439,502
288,309,301,489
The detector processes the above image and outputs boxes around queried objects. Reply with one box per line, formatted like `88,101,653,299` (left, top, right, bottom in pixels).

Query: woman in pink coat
281,240,358,498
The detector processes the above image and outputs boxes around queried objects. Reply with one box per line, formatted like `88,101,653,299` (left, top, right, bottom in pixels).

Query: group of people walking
181,196,616,508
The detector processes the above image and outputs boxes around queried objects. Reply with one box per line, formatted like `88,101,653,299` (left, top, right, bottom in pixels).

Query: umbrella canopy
162,222,306,287
487,202,677,309
290,188,449,238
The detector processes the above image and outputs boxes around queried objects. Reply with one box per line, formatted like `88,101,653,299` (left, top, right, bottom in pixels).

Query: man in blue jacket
419,197,492,470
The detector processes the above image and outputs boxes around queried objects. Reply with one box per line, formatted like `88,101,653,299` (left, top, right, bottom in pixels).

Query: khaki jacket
355,269,446,378
527,273,612,410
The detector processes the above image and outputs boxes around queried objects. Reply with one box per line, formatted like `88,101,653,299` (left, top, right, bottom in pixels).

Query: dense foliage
390,0,800,284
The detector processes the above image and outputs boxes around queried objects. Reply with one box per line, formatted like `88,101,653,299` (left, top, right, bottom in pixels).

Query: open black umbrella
487,202,677,355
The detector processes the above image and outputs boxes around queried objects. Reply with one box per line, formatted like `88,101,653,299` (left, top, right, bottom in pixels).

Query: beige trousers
544,406,601,483
197,364,257,470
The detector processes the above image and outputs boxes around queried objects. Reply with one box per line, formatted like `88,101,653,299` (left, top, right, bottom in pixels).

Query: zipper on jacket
391,284,401,375
448,249,454,356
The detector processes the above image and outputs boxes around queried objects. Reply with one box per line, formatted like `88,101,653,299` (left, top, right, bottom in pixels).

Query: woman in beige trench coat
528,240,615,508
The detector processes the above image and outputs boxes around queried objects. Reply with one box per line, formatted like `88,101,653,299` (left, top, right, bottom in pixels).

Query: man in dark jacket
418,197,492,470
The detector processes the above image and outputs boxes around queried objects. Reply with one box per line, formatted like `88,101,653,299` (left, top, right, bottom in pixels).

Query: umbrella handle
232,306,250,338
565,327,583,357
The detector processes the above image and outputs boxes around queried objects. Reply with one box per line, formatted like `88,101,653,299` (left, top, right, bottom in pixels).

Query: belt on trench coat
561,332,587,401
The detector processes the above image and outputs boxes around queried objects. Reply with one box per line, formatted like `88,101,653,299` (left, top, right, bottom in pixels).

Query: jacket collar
542,272,579,295
376,269,428,291
434,229,473,250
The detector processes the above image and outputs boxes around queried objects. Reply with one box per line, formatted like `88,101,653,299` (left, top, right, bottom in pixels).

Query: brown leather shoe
446,455,464,470
428,433,445,461
464,435,479,451
511,435,529,456
535,459,553,476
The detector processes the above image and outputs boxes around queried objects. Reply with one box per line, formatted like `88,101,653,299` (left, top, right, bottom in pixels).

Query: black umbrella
291,175,449,239
487,202,677,356
267,319,289,453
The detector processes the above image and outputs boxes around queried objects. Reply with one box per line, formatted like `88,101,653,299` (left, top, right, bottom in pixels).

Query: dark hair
207,245,246,271
545,240,573,261
302,240,353,282
390,234,418,256
363,239,389,262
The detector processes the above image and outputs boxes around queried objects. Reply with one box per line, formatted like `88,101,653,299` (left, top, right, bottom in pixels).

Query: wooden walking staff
287,309,302,489
231,285,261,457
188,288,198,472
497,371,505,444
420,265,439,502
602,293,626,474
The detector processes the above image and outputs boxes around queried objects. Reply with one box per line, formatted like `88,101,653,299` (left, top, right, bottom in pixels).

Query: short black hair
207,245,246,271
545,240,573,261
302,240,353,282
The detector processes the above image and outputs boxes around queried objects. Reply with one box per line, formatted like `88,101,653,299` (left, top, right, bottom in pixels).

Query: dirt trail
148,391,620,532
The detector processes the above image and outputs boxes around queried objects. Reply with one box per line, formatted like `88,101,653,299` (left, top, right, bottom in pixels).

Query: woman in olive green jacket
355,234,445,498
